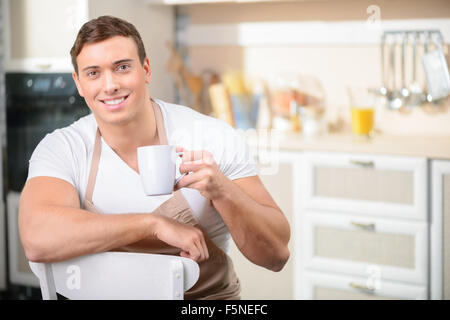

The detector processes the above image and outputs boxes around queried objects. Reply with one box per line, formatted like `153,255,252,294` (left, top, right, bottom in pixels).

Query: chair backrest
29,251,199,300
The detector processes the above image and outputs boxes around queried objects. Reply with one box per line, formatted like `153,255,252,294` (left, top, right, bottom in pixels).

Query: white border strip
183,19,450,46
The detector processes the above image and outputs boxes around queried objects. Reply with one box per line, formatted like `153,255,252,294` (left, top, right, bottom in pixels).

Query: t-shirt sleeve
27,130,78,187
216,124,258,181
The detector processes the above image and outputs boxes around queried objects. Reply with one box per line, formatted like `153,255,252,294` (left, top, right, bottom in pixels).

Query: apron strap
84,127,102,204
84,100,167,205
152,99,168,145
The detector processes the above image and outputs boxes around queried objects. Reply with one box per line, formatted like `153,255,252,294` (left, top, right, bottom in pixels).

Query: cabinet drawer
301,151,427,220
301,271,427,300
302,211,428,285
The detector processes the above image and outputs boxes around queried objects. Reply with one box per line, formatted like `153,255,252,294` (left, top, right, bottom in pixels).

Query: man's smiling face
72,35,151,126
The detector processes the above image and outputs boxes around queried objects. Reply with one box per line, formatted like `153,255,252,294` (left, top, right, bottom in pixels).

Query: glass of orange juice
347,87,376,137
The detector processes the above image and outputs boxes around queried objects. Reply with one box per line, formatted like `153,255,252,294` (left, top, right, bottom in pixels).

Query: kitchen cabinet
431,160,450,300
301,151,428,220
227,150,300,299
2,0,88,72
244,132,450,299
302,270,427,300
302,210,428,285
296,150,430,299
228,147,434,299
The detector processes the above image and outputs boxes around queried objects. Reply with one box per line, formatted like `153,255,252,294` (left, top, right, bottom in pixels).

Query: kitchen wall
179,0,450,136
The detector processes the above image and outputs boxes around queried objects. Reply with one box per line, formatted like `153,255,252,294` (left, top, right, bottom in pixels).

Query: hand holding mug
174,147,228,201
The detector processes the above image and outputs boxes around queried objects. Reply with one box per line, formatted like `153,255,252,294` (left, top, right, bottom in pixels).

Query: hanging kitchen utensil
400,33,410,101
397,33,412,113
407,32,423,107
420,32,432,104
378,34,388,97
421,31,450,103
388,35,403,110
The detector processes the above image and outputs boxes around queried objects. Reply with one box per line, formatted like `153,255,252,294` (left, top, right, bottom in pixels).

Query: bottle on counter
289,99,301,132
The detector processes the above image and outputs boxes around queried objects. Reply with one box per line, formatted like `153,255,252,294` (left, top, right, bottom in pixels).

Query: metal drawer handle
349,159,375,168
349,282,376,292
350,221,376,230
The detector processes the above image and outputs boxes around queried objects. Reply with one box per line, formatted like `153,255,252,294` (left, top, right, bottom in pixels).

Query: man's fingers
179,234,209,262
194,234,209,262
157,217,209,262
175,171,200,189
179,163,202,176
180,161,213,174
176,146,186,154
200,237,209,260
180,251,189,258
182,150,209,162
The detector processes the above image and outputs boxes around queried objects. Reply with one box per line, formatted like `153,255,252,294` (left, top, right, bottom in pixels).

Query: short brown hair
70,15,147,74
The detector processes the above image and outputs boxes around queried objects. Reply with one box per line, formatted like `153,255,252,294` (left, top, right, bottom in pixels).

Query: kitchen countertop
246,131,450,160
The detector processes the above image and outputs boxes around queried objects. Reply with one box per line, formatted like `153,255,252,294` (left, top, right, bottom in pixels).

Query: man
19,16,290,299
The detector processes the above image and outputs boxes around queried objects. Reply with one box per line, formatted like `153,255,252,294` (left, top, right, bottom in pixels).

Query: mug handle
174,151,187,186
175,173,187,186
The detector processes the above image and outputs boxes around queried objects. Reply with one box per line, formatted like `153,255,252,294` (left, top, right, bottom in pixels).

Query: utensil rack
379,29,449,111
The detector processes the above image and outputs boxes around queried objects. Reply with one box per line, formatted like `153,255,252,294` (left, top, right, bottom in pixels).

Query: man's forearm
212,178,290,272
20,205,158,263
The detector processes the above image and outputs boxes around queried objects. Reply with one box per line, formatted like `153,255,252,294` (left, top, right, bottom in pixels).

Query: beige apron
82,101,241,300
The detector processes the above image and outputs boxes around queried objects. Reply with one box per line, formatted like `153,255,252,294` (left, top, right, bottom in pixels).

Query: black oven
5,73,90,192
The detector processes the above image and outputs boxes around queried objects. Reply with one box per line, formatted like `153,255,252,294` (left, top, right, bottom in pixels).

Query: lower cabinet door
302,211,428,285
302,271,427,300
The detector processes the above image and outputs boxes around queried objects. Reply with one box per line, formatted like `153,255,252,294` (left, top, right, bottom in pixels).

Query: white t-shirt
27,99,258,253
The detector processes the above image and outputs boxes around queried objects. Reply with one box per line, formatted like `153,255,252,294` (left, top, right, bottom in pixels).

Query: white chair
29,251,199,300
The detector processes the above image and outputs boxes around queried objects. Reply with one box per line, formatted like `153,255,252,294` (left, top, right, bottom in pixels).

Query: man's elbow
270,222,291,272
19,218,47,263
20,230,47,263
24,248,45,263
21,240,44,263
269,246,290,272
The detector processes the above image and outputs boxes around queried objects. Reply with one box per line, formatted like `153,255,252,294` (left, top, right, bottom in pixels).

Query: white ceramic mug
137,145,186,196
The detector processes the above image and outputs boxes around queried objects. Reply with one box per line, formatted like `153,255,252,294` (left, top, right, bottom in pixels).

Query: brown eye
117,64,130,71
87,71,98,77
